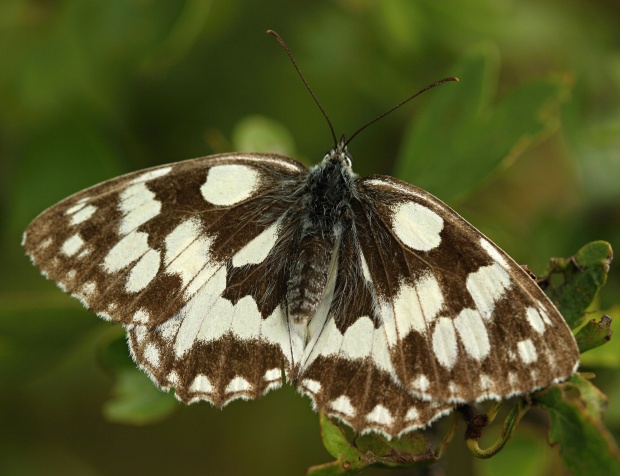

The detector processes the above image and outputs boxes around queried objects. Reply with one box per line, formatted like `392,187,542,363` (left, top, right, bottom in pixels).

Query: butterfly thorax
287,146,357,325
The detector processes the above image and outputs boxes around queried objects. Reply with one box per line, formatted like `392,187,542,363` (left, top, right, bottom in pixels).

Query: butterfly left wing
24,153,308,405
352,175,579,404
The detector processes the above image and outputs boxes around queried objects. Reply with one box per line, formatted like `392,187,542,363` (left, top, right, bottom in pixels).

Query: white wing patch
453,308,491,360
130,166,172,184
391,202,444,251
164,219,214,294
201,164,260,206
61,233,85,257
517,339,538,364
118,183,162,235
232,221,280,267
432,317,458,369
466,263,511,320
103,230,150,272
125,248,161,293
69,204,97,225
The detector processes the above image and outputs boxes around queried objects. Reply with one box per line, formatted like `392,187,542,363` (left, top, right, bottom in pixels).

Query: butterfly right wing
352,175,579,405
24,153,309,406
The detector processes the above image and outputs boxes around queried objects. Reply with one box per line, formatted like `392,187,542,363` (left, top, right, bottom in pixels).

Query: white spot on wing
411,374,430,392
69,204,97,225
62,233,84,256
190,374,214,393
526,307,546,334
133,309,150,324
81,281,96,296
517,339,537,364
404,407,420,422
479,238,508,267
232,221,279,267
466,263,511,320
392,202,444,251
432,317,458,369
66,201,87,215
366,405,394,426
167,371,179,385
225,376,252,393
453,308,491,360
131,166,172,184
417,273,444,324
330,395,356,417
39,237,53,250
537,303,553,325
144,343,160,367
302,379,321,394
263,368,281,382
125,248,161,293
393,284,425,336
201,164,259,206
164,219,213,291
103,230,150,273
118,183,162,235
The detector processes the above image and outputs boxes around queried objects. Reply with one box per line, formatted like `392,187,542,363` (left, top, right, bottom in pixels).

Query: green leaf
540,241,613,329
308,412,439,475
99,334,179,425
575,315,613,353
535,373,620,475
307,413,366,475
232,114,296,156
396,44,568,203
102,368,179,425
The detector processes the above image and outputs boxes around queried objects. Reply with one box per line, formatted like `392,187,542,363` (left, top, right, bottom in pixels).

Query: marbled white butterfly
23,32,579,438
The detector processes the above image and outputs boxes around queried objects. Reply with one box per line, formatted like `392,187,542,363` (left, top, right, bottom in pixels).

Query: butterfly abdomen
287,233,334,324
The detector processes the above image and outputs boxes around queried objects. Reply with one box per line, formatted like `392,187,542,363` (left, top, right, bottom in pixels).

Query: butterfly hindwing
355,175,579,403
295,221,453,436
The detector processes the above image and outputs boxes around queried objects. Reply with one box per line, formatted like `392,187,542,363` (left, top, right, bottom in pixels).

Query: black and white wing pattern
24,154,309,405
351,175,579,404
24,144,579,439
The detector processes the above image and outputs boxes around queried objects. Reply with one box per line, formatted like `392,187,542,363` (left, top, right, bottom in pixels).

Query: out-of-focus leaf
103,368,178,425
575,315,613,353
535,373,620,474
540,241,613,329
396,43,569,203
232,114,296,156
99,334,178,425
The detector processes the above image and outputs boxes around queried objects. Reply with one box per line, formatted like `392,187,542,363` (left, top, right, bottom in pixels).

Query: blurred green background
1,1,619,475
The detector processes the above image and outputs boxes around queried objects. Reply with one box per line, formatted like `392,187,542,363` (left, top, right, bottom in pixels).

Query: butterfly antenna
267,30,338,147
345,76,460,146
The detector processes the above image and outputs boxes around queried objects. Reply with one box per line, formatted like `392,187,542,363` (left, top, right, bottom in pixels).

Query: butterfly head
323,134,353,170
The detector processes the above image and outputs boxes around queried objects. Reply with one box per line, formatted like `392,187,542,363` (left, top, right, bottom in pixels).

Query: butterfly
23,34,579,438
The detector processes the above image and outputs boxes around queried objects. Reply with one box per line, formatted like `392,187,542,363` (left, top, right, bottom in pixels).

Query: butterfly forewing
356,175,579,403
